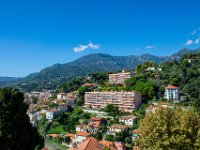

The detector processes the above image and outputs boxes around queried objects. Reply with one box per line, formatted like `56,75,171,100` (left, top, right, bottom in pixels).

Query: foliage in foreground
0,88,44,150
135,107,200,149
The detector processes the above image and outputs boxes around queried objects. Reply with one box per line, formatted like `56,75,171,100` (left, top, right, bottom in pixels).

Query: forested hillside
60,52,200,111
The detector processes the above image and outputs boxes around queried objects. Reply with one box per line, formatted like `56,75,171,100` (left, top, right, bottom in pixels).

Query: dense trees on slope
58,52,200,111
38,107,92,136
135,108,200,149
0,88,44,150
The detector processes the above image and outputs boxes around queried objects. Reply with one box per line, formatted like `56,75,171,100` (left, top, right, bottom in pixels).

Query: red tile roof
66,133,75,139
132,129,141,134
120,115,137,120
88,122,101,128
165,85,178,89
83,83,94,87
73,137,102,150
47,134,60,138
110,124,128,130
90,117,105,121
76,131,90,137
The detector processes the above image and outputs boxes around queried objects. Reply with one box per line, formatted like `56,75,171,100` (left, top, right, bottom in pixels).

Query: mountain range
1,47,200,91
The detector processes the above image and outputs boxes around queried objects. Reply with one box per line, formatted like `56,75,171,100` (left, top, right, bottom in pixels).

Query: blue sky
0,0,200,77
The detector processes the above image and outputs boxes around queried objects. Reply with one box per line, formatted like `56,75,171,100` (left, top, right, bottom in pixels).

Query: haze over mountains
1,47,200,91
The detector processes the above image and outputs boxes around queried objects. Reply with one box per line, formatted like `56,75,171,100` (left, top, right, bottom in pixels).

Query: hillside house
88,117,107,133
119,115,137,126
46,109,58,120
164,85,179,101
108,124,128,135
75,131,91,143
75,125,88,132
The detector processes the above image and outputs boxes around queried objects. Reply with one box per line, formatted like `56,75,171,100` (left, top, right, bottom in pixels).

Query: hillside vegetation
60,52,200,111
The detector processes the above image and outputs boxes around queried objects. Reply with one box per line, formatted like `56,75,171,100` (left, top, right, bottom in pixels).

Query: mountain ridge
2,47,200,91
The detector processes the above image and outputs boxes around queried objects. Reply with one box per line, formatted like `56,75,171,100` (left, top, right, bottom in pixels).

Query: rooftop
110,124,128,130
66,133,75,139
47,134,60,138
132,129,141,134
83,83,94,87
76,131,90,137
120,115,137,120
165,85,178,89
70,137,101,150
90,117,105,121
47,109,57,113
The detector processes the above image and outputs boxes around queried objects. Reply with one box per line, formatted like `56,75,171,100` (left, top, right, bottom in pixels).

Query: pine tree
0,88,44,150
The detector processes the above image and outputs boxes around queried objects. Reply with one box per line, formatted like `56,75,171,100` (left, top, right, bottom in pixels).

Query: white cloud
185,39,193,46
73,42,100,52
145,45,156,49
194,38,200,44
190,30,197,35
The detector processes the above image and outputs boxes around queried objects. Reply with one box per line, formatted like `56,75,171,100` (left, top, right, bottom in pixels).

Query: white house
107,124,128,136
75,131,90,143
46,109,58,120
164,85,179,101
75,125,88,132
57,93,65,99
119,115,137,126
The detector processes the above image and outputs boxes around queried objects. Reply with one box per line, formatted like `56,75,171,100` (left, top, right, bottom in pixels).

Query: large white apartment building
84,91,142,112
109,70,131,85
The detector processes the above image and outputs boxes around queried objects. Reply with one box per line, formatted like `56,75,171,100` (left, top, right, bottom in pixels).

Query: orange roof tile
77,137,102,150
47,134,60,138
76,131,90,137
110,124,128,130
132,129,141,134
120,115,137,120
83,83,94,87
88,122,101,128
165,85,178,89
90,117,105,121
66,133,75,139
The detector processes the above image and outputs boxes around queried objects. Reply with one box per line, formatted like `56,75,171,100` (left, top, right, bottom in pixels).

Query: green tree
104,104,120,117
105,134,115,142
135,107,200,149
0,88,44,150
64,136,71,144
